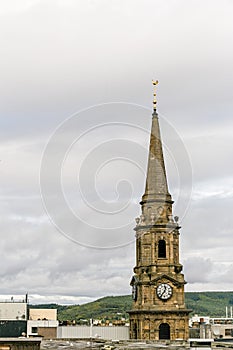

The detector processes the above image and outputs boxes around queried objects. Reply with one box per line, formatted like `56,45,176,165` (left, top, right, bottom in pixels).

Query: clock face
156,283,173,300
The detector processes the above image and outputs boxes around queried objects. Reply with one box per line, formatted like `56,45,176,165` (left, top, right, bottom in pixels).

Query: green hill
57,295,132,323
30,292,233,323
185,291,233,317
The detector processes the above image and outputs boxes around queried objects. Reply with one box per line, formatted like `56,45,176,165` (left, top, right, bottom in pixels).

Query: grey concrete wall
57,326,129,340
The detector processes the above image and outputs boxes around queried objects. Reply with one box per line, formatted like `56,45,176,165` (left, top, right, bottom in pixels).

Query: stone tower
128,84,191,341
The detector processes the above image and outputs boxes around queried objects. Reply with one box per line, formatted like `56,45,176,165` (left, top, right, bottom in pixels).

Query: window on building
158,239,166,258
138,240,141,262
225,329,233,336
31,327,38,334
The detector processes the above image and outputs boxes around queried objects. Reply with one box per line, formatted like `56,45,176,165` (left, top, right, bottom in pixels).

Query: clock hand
161,285,165,294
162,286,167,297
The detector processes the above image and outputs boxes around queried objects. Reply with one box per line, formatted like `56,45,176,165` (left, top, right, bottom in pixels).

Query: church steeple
141,81,173,222
128,82,191,341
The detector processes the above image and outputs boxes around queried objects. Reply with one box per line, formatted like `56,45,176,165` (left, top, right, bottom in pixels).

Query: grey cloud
0,0,233,301
183,257,213,284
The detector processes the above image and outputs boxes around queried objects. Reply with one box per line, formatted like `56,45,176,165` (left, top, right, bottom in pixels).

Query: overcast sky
0,0,233,305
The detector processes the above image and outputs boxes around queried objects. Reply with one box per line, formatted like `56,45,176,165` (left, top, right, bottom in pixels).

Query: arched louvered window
158,239,166,258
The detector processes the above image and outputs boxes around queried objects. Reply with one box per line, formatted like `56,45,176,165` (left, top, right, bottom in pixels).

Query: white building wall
211,324,233,338
57,326,129,340
27,320,59,336
0,303,27,320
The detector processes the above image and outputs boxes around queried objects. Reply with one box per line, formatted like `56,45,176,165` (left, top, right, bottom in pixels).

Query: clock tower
128,82,191,341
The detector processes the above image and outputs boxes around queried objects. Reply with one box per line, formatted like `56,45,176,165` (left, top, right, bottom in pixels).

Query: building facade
27,309,58,339
0,297,27,337
128,86,191,340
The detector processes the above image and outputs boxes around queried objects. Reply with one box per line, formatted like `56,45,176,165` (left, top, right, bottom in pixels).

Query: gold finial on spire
152,79,159,110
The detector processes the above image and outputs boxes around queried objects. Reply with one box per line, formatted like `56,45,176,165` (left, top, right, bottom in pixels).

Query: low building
0,296,28,337
27,309,58,339
189,315,233,340
210,318,233,339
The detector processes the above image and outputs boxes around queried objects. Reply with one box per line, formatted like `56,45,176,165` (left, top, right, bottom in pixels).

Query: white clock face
156,283,173,300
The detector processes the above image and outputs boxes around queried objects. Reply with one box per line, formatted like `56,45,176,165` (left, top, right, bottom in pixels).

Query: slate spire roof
141,88,172,207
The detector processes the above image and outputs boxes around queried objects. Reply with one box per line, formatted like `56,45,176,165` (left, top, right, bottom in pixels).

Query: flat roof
0,338,42,342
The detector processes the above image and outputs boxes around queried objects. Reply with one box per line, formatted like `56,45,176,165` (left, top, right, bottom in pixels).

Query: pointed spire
141,82,172,207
